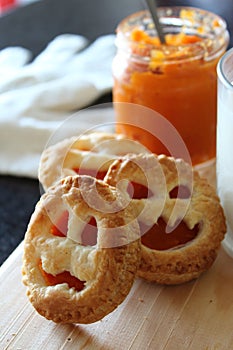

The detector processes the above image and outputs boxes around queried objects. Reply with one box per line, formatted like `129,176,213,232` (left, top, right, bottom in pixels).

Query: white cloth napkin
0,34,116,178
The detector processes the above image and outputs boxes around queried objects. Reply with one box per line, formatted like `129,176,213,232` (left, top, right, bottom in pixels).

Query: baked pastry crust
39,132,149,191
22,175,140,323
105,153,226,285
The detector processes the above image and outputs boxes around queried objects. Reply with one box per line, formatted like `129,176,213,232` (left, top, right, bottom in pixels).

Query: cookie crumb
138,297,144,302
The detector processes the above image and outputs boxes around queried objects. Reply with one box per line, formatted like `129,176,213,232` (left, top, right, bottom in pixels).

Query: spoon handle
146,0,166,44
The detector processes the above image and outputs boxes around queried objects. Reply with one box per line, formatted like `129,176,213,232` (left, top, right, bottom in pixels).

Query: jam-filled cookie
39,132,149,191
105,153,226,285
22,175,140,324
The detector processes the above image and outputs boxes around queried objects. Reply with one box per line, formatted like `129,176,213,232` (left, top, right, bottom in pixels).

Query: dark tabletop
0,0,232,265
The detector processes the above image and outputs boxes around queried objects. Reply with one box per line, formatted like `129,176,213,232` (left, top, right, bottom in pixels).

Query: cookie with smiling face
39,132,149,191
104,153,226,285
22,175,140,324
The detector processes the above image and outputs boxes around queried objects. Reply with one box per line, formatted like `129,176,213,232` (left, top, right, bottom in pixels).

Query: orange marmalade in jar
112,7,229,166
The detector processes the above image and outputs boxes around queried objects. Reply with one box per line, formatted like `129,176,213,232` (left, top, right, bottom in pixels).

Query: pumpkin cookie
39,132,149,191
105,153,226,285
22,175,140,323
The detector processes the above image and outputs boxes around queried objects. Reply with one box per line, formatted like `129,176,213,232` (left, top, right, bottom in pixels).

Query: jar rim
116,7,229,61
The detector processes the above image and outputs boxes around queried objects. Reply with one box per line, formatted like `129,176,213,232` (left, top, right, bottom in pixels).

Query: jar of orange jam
112,7,229,166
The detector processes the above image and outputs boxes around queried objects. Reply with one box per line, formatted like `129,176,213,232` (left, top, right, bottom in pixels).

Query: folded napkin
0,34,116,178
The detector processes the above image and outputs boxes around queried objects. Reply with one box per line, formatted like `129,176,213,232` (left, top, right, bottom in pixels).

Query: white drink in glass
217,48,233,258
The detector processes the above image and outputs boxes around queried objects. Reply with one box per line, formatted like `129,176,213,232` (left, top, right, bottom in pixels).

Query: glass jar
112,7,229,166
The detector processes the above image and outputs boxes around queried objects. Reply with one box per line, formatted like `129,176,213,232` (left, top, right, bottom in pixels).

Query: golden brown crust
39,132,149,191
22,175,141,323
104,153,167,226
105,154,226,285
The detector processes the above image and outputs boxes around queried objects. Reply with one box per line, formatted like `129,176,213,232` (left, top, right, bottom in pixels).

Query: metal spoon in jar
145,0,166,44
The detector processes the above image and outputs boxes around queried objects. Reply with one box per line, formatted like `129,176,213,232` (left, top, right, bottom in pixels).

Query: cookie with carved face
39,132,149,191
22,175,140,323
104,153,226,285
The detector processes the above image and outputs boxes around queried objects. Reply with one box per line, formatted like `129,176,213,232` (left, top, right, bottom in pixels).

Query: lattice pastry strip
104,153,226,285
22,175,141,324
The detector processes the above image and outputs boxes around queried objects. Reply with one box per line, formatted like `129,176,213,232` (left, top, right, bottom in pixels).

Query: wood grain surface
1,240,233,350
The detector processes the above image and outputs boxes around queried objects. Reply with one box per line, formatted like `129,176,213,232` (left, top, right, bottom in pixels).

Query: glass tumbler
217,48,233,258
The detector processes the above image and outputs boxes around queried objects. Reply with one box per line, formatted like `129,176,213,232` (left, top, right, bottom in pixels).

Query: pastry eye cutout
127,181,153,199
50,210,69,237
22,175,141,324
81,216,98,246
169,185,191,199
50,210,98,247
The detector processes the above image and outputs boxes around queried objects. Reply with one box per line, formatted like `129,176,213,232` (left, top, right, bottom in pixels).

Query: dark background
0,0,232,58
0,0,232,265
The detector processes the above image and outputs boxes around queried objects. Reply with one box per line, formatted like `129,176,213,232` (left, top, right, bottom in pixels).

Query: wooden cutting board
1,240,233,350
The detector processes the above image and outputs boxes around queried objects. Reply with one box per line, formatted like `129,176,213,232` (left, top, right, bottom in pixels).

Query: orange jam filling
131,29,202,51
39,261,85,291
169,185,191,199
127,181,153,199
140,217,199,250
51,210,69,237
73,167,107,180
81,217,98,246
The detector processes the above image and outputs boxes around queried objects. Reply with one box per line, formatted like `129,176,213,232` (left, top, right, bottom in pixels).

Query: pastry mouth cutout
139,217,201,251
105,153,226,285
22,175,141,324
38,260,86,292
38,131,150,191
